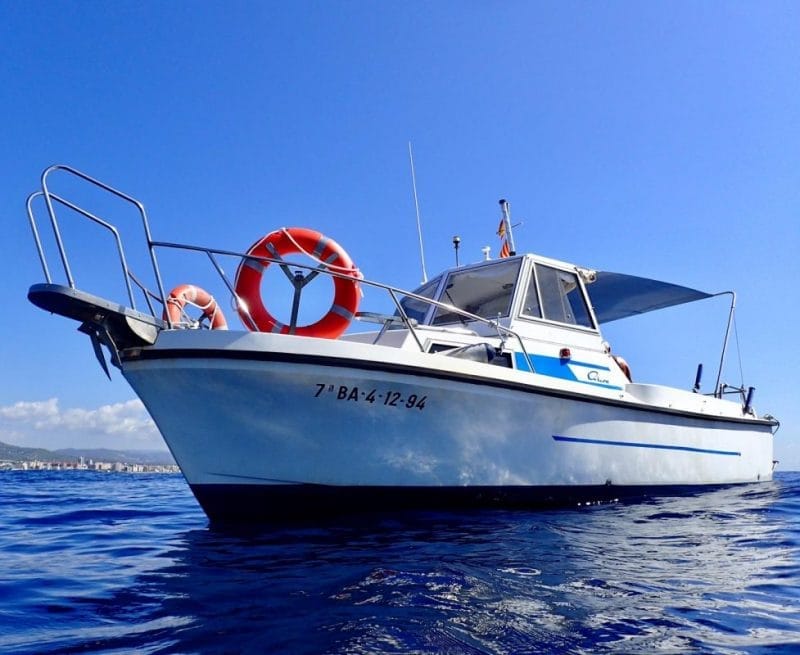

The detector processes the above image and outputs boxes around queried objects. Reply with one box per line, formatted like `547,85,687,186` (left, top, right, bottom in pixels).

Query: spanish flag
497,218,510,258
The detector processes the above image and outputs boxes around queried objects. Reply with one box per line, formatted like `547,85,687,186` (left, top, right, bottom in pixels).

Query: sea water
0,470,798,654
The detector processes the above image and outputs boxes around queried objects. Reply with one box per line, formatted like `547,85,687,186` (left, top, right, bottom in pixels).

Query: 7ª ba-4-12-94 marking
314,384,427,409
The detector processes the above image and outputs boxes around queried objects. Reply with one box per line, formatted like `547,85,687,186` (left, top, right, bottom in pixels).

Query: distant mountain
0,441,77,463
0,440,175,466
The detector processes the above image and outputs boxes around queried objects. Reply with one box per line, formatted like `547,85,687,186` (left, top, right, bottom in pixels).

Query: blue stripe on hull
552,434,741,456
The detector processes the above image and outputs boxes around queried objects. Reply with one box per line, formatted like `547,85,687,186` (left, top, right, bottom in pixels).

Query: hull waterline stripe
552,434,741,456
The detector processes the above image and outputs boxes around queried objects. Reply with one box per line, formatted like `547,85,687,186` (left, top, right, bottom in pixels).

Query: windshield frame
396,275,443,325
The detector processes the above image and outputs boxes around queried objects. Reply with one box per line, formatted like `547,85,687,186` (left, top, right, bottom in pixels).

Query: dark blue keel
189,482,729,524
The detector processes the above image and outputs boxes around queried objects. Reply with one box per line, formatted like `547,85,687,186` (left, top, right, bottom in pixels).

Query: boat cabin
384,253,607,358
400,254,599,339
339,253,631,388
347,251,717,396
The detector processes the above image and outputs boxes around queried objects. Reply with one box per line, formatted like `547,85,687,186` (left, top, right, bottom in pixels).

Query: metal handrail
710,291,736,399
27,164,535,371
26,192,52,283
148,239,536,370
28,191,137,309
38,165,169,317
127,270,163,317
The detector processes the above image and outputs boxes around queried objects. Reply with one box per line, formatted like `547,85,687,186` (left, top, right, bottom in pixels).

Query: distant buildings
0,457,180,473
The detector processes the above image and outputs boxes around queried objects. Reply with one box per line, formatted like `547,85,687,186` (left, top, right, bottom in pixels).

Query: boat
24,165,778,522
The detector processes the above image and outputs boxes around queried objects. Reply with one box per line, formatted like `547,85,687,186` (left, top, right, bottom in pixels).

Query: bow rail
26,165,536,370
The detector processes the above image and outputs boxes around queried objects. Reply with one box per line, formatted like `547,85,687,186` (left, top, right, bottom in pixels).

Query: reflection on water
1,472,799,654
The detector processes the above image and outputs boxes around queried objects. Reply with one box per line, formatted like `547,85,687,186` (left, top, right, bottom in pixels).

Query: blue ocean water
0,471,798,655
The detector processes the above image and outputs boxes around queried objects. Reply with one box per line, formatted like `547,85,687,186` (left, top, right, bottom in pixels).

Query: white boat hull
121,332,774,521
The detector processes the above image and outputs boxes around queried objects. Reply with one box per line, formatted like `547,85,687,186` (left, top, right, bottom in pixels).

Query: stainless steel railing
26,164,536,370
27,164,168,314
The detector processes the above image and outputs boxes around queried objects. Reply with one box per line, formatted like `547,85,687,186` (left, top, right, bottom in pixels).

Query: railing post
40,166,75,288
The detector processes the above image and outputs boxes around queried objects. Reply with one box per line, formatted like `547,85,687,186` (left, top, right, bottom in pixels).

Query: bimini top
588,271,714,324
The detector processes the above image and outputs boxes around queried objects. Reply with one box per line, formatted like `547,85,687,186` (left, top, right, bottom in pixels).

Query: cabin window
397,276,440,323
521,272,542,318
432,260,521,326
526,264,594,328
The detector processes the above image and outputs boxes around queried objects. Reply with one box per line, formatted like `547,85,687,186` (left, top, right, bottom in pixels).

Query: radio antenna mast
408,141,428,283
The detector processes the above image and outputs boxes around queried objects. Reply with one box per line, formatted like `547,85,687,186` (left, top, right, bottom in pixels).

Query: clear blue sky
1,2,798,466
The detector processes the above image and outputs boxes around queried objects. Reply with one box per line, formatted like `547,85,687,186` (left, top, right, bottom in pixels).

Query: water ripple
0,471,798,654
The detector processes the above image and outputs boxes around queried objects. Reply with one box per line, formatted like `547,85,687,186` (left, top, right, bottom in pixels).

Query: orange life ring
234,227,360,338
164,284,228,330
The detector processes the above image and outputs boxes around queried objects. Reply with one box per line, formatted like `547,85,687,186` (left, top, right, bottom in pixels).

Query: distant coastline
0,439,178,473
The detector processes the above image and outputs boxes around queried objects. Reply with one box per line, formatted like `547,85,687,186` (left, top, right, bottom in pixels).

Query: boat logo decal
586,370,610,384
514,353,623,391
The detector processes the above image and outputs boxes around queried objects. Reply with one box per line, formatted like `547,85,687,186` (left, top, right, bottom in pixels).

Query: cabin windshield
431,259,522,326
397,276,441,323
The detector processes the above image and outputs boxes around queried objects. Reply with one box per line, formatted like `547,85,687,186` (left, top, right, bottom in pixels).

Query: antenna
408,142,428,283
452,235,461,267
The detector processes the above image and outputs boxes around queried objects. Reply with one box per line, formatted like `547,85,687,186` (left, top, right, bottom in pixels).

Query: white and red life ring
234,227,360,339
164,284,228,330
